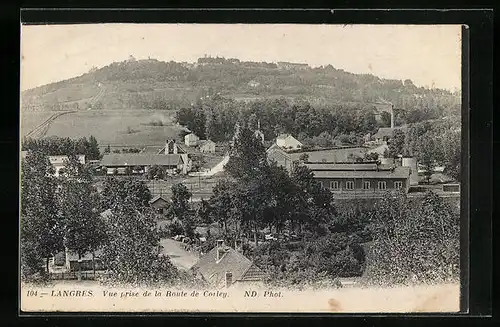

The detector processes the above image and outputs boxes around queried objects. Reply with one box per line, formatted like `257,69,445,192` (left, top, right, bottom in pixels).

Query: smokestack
390,104,394,129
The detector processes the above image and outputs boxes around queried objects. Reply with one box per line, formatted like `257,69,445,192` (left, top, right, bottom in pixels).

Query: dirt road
159,238,199,271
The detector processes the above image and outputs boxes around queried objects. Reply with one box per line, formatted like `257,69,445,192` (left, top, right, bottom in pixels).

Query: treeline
175,95,385,145
388,117,461,181
21,136,101,160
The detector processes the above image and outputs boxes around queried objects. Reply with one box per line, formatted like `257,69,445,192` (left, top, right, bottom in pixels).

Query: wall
316,177,408,193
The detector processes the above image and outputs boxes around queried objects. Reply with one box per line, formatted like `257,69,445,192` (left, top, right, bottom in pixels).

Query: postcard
20,23,463,313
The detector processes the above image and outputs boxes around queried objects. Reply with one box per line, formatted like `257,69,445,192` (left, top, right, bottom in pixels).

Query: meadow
32,109,185,146
20,111,59,136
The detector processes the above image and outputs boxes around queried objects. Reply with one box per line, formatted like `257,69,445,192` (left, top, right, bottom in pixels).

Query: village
20,97,461,290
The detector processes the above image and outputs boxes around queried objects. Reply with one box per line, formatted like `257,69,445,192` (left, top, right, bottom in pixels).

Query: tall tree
169,183,192,220
225,125,267,180
58,154,106,273
20,150,64,276
101,197,179,285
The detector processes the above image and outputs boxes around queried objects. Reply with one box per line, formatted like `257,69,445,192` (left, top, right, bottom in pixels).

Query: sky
20,24,462,92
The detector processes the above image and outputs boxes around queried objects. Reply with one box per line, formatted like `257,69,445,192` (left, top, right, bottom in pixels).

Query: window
330,181,339,190
346,181,355,190
362,181,371,190
378,181,387,190
394,181,403,189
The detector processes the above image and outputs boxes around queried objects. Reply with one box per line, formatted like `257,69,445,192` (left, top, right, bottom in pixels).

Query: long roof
312,166,411,179
191,244,265,286
100,153,184,167
289,147,367,163
305,163,380,171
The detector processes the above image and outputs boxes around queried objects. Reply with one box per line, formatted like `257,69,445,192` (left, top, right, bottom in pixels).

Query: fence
50,271,111,281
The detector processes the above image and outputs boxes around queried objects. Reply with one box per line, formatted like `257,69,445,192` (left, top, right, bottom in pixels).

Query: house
149,195,170,214
306,162,411,195
248,80,260,87
20,152,86,177
191,240,265,288
100,153,192,175
275,134,303,152
185,133,200,147
199,140,216,153
157,139,187,155
51,248,105,273
276,62,310,70
372,125,407,143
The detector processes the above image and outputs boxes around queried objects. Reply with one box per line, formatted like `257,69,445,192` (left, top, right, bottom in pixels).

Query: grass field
35,109,184,146
20,111,59,136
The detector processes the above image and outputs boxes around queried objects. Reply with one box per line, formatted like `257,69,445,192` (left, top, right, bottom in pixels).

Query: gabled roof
100,154,184,167
198,140,216,147
149,195,169,204
191,244,265,286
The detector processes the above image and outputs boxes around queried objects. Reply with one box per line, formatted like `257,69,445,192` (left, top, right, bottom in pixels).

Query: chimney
225,271,233,288
216,239,225,261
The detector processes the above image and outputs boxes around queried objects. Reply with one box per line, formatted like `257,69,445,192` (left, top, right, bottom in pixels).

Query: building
191,240,265,288
185,133,200,147
100,153,192,175
306,162,411,195
267,145,368,172
199,140,216,153
276,61,310,70
275,134,303,152
372,125,407,143
149,195,170,214
20,151,86,177
248,80,260,87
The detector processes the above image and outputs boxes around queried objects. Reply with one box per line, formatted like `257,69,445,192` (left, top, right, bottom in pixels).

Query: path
188,153,230,177
159,238,199,271
23,110,77,138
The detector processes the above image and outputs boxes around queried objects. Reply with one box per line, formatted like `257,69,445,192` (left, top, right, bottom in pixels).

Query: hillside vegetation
21,57,461,115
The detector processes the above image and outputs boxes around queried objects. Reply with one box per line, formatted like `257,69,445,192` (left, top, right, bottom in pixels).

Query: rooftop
312,166,411,179
191,243,265,286
100,153,185,167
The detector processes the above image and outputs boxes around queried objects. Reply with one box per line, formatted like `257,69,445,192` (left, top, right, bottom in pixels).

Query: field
23,109,186,146
20,111,59,136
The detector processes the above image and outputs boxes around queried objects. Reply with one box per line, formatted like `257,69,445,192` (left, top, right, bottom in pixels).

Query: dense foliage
365,191,460,285
22,135,101,160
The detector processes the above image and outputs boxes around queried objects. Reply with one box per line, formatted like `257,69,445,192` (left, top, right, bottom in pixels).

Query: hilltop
21,56,460,114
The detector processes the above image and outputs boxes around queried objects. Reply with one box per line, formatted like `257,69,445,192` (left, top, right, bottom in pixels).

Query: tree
208,179,238,235
101,178,152,209
388,129,405,157
225,125,267,180
147,165,165,180
367,190,459,285
87,135,101,160
169,183,192,220
20,150,64,277
101,197,179,285
58,154,106,275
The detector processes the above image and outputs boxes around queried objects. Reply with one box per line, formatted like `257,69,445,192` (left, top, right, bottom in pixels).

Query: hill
21,57,461,115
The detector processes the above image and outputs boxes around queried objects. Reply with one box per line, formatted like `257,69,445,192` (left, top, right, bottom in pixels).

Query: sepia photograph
20,23,463,313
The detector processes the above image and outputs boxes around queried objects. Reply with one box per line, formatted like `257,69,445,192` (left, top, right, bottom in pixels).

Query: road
159,238,199,271
23,110,76,138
